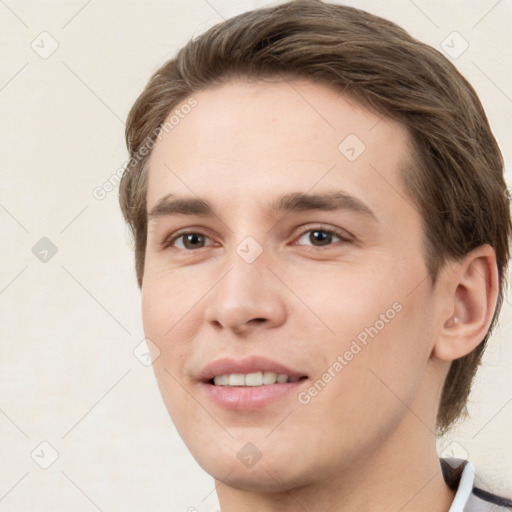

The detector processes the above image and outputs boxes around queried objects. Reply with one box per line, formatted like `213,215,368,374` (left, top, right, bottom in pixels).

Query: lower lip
201,380,308,411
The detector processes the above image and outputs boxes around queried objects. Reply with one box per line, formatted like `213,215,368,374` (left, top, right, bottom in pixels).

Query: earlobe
432,244,499,362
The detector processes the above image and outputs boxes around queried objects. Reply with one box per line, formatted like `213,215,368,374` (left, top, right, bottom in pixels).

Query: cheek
296,312,429,459
283,261,395,340
141,280,194,433
141,276,194,399
141,265,202,342
141,282,170,353
298,263,433,411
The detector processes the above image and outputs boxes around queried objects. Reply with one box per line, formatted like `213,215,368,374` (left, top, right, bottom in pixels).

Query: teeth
212,371,300,386
229,373,245,386
213,375,229,386
262,371,277,385
245,372,263,386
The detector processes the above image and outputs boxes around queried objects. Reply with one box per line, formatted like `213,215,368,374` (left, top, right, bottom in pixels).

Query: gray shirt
443,458,512,511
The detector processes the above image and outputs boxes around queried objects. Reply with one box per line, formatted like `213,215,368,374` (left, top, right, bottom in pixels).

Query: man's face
142,79,446,490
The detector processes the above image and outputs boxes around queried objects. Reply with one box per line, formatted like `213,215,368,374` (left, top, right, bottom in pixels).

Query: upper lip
197,356,308,382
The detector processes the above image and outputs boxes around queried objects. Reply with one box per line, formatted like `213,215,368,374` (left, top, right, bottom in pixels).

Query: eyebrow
147,191,376,221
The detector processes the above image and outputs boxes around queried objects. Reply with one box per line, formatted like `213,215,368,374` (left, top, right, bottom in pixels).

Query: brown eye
309,230,334,246
168,232,214,250
296,229,345,247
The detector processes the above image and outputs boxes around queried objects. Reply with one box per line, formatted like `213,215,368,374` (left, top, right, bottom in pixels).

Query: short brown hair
119,0,511,433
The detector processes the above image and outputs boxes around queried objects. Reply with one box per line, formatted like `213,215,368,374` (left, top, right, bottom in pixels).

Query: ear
432,244,499,361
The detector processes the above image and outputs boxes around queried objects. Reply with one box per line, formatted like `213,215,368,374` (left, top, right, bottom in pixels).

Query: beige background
1,0,511,510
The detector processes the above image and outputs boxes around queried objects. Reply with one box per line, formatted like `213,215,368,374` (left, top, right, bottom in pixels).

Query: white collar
446,459,476,512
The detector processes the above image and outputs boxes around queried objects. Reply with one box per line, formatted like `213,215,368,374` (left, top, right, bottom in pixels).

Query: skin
141,78,498,512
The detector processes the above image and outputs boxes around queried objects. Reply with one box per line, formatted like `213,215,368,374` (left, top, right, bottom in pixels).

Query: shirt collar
445,459,476,512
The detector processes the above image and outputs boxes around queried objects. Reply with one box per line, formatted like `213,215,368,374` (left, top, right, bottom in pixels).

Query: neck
215,416,455,512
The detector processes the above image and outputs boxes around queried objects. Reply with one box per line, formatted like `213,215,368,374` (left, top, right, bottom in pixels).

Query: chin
188,438,315,493
209,463,305,493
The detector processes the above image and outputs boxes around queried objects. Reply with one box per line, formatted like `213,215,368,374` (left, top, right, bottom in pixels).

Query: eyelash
161,225,353,251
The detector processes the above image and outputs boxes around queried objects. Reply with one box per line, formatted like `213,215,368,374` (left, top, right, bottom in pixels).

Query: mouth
198,356,309,410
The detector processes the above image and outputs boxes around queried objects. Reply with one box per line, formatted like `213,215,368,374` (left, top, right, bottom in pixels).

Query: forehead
146,78,415,224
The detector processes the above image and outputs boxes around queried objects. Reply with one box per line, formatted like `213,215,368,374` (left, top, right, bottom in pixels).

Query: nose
204,250,287,336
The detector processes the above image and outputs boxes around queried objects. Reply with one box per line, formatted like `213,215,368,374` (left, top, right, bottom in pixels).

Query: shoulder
441,458,512,511
469,487,512,511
